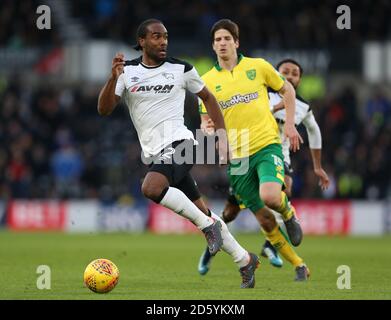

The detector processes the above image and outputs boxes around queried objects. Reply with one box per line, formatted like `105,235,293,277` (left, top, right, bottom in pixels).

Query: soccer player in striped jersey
198,19,310,281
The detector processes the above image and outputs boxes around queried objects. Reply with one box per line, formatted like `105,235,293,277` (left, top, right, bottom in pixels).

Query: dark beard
145,48,165,65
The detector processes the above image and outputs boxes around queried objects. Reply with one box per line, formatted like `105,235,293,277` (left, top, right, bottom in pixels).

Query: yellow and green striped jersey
200,54,285,159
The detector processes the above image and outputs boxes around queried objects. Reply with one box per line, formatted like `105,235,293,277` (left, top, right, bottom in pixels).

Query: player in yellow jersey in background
198,19,310,281
200,58,330,272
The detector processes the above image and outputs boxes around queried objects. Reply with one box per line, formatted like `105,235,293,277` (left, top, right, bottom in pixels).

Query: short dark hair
276,59,304,76
133,18,163,50
210,19,239,42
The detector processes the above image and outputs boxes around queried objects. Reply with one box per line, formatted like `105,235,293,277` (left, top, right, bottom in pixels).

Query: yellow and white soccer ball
83,258,119,293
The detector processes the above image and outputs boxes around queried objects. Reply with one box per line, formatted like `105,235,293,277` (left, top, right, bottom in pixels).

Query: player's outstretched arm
97,53,124,116
303,112,330,190
278,81,303,151
197,86,230,163
310,149,330,190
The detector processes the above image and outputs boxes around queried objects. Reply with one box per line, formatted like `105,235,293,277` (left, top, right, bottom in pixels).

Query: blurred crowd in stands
0,78,390,201
294,87,391,200
0,0,59,48
74,0,390,49
1,0,391,49
0,0,390,201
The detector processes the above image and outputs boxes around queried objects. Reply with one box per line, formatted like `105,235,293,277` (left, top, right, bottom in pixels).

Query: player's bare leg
194,198,259,288
260,182,303,246
141,172,223,255
221,201,241,223
284,175,293,198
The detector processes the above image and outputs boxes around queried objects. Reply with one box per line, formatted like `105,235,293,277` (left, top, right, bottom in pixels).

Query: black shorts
147,139,201,201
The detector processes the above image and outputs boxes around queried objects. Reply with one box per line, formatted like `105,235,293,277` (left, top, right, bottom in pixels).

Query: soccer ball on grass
83,258,119,293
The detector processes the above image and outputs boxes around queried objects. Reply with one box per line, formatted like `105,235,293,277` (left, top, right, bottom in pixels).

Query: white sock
211,212,249,268
160,187,214,230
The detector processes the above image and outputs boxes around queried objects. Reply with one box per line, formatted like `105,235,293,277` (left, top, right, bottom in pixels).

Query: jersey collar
137,56,166,69
214,53,244,71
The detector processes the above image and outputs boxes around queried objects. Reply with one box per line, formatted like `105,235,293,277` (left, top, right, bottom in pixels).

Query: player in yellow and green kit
198,19,310,281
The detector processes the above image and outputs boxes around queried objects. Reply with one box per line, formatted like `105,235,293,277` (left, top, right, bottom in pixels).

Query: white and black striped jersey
115,56,204,157
268,91,322,165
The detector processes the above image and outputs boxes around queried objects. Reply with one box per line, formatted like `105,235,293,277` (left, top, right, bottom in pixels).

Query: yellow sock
264,225,303,267
276,191,295,221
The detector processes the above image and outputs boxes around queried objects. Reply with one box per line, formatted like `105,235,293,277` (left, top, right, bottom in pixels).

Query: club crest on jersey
130,84,174,94
246,69,256,80
162,72,174,80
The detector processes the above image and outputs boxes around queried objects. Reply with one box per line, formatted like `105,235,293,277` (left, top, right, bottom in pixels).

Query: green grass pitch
0,231,390,300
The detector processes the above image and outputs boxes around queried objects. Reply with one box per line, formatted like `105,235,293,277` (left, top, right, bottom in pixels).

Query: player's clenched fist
112,52,125,79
